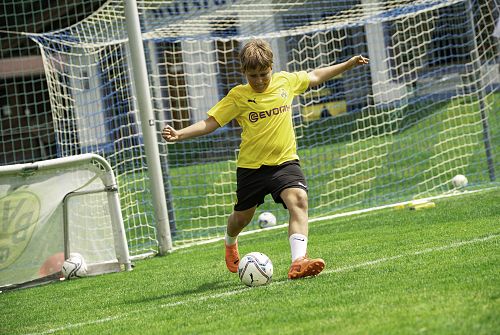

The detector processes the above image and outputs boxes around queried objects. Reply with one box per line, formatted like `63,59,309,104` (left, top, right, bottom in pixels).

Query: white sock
289,233,308,261
225,232,238,246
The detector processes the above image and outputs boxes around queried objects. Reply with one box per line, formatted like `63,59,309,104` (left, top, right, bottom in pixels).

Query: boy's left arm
307,55,369,88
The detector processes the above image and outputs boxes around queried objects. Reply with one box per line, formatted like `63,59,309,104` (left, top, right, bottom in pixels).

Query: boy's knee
295,194,308,211
229,208,255,227
288,189,308,211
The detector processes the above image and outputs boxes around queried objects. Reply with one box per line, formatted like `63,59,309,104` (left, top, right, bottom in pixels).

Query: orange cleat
288,256,325,279
225,242,240,273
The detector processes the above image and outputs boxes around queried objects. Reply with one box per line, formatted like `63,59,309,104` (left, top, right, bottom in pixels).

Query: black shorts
234,160,308,211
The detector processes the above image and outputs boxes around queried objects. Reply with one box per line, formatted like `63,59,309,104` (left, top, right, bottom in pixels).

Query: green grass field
2,188,499,334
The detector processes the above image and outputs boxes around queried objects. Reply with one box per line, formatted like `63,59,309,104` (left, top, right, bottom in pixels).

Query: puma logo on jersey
248,99,257,104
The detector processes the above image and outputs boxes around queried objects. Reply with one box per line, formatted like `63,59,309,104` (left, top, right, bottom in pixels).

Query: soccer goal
23,0,499,253
0,154,132,290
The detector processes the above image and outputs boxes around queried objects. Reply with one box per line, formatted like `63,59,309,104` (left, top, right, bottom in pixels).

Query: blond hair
239,39,274,73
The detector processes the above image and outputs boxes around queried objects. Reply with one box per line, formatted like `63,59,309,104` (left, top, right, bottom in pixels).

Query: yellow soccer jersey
208,71,310,168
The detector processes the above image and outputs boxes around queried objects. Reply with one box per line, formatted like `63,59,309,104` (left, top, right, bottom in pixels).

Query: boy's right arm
162,116,220,142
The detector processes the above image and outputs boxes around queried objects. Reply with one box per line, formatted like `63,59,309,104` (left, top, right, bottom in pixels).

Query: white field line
325,233,499,275
24,233,499,335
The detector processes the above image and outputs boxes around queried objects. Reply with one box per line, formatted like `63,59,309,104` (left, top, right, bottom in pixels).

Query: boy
162,39,369,279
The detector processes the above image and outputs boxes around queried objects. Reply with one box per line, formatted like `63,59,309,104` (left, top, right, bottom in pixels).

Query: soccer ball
257,212,277,229
451,174,468,188
238,252,273,287
61,253,88,279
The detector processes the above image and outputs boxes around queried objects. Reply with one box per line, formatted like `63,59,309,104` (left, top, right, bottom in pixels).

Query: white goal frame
0,154,132,290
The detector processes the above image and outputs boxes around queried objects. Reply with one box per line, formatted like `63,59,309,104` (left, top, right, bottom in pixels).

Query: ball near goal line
257,212,277,229
451,174,468,189
61,253,88,280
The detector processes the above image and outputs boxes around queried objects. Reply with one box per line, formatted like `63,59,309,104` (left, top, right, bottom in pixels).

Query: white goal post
0,154,132,290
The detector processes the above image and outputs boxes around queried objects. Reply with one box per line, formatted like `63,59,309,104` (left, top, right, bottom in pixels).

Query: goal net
0,154,131,290
26,0,499,252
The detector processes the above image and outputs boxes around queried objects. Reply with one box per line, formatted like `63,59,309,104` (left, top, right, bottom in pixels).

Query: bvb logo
279,88,288,100
0,190,40,270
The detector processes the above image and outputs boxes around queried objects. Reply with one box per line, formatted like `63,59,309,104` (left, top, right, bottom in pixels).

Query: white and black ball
238,252,273,287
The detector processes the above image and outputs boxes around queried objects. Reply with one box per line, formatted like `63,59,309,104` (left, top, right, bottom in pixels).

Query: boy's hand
349,55,369,68
162,125,179,142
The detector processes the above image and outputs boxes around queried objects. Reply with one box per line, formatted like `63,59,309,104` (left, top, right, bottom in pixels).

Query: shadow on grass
125,279,243,305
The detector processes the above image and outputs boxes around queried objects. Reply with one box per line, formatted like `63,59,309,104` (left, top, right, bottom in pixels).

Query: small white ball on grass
451,174,468,188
